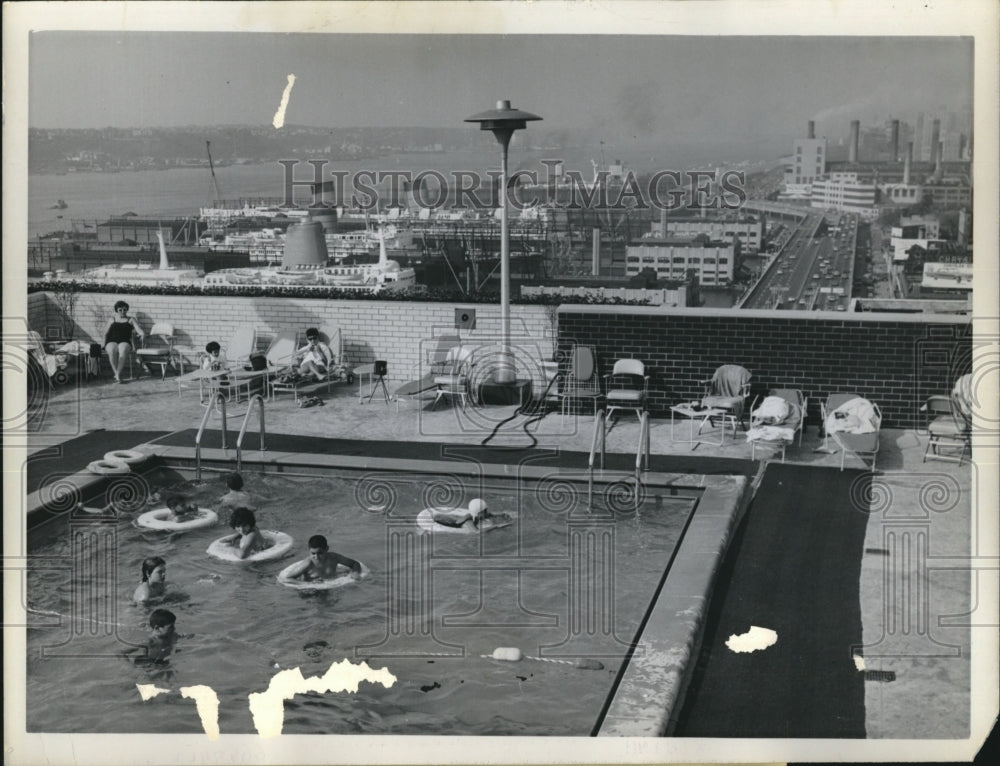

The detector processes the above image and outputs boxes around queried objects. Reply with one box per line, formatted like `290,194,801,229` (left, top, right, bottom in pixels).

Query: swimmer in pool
134,556,167,603
162,493,200,523
284,535,363,581
218,507,270,559
431,498,509,530
144,608,178,662
218,472,256,511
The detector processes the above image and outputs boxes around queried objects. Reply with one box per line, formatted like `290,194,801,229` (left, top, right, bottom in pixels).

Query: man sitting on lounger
293,328,333,382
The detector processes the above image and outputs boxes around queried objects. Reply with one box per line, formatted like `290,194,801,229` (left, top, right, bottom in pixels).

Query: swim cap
468,498,488,517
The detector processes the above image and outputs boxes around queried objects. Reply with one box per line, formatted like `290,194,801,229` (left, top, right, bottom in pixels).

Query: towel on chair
825,397,878,435
746,425,796,443
952,373,973,423
711,365,751,398
752,396,792,426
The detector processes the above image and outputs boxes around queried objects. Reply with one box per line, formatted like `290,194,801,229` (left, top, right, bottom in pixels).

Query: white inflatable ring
206,530,294,562
87,459,130,476
276,563,371,591
416,507,514,534
103,449,146,465
137,507,218,532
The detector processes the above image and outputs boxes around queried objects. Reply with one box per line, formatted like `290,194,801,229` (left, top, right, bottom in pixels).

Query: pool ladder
194,393,266,479
588,410,650,511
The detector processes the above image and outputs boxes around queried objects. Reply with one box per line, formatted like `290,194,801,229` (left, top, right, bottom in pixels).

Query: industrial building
625,239,737,286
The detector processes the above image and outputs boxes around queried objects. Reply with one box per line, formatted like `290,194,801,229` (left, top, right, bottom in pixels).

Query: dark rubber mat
674,463,871,738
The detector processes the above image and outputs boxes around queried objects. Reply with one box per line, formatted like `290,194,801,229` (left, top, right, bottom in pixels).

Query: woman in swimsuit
103,300,145,383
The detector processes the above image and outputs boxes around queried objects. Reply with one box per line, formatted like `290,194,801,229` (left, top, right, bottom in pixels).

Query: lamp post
465,100,541,384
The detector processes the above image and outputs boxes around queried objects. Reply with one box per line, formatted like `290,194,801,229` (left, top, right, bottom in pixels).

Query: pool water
26,468,697,735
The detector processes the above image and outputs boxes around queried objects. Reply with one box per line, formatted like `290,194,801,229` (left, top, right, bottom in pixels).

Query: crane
206,140,222,202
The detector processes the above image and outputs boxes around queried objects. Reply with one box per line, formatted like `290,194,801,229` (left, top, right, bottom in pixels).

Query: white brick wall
30,291,558,389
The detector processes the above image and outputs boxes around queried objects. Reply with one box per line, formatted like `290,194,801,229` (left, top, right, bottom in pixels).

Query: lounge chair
135,322,182,381
700,364,752,436
922,389,972,465
746,388,807,462
431,345,476,410
558,345,602,420
393,334,462,411
821,393,882,471
270,326,351,403
603,358,649,423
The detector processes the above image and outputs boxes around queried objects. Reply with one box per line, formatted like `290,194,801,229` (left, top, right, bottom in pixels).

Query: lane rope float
136,507,218,532
482,646,604,670
103,449,146,465
276,563,371,591
87,459,130,475
206,530,294,562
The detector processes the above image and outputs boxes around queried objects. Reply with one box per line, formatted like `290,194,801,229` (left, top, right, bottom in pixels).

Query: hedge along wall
556,304,972,429
29,291,559,390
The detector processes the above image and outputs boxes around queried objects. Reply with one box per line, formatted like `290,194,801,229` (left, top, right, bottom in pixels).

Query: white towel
746,425,796,443
752,396,791,425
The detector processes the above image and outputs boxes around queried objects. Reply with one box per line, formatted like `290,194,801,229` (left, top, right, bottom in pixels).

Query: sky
28,31,973,148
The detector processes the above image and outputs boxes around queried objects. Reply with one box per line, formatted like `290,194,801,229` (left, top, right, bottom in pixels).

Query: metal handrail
634,412,650,512
236,394,266,472
588,409,606,508
195,392,228,480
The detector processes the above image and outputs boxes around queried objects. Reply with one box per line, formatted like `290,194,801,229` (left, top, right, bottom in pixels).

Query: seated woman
103,300,145,383
293,328,333,382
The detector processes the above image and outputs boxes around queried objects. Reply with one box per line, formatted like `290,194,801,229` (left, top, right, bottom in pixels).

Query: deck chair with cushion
135,322,182,381
700,364,752,437
431,345,476,410
256,331,300,400
746,388,807,462
922,387,972,465
558,345,602,421
393,334,461,411
270,326,348,403
821,393,882,471
603,358,649,423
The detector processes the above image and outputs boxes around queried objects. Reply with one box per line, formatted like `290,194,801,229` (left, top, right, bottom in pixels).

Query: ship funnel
157,229,169,270
283,220,328,270
848,120,860,163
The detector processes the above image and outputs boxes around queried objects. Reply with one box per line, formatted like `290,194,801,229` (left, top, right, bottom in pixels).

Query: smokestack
890,120,900,161
930,119,941,164
903,141,913,185
807,120,815,139
848,120,860,163
933,141,944,182
592,228,600,276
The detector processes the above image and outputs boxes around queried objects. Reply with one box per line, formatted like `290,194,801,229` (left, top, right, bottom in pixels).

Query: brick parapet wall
556,305,972,429
29,292,558,389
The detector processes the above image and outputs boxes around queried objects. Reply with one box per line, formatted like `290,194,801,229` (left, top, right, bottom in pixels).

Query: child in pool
162,492,201,523
284,535,362,582
218,507,270,559
219,472,255,511
144,608,178,663
432,498,510,530
134,557,167,603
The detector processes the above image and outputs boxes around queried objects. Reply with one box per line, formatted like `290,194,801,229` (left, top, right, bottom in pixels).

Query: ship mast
206,141,222,202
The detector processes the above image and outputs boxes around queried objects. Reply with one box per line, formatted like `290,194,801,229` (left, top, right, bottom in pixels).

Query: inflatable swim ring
103,449,146,465
206,530,294,562
416,508,514,534
87,459,130,476
136,507,218,532
276,562,371,591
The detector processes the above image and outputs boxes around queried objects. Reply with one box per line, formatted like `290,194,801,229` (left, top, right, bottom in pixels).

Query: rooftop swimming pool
26,464,713,736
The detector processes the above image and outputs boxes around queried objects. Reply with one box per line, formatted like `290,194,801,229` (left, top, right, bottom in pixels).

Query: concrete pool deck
18,372,985,747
